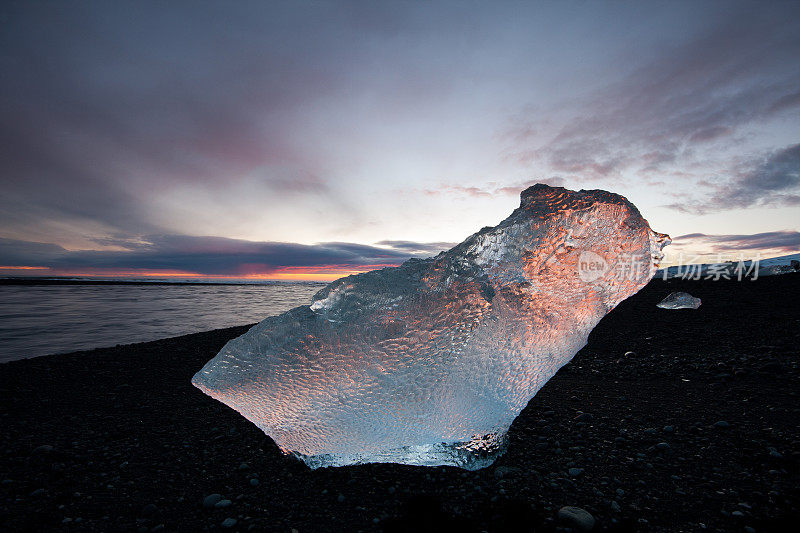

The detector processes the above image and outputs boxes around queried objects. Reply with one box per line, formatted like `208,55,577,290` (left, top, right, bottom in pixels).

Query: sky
1,0,799,281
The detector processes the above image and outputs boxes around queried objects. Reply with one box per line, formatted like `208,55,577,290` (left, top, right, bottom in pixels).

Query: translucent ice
192,185,670,469
657,291,701,309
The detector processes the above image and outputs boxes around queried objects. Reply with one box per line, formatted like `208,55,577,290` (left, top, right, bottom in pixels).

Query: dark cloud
688,126,733,144
667,143,800,213
505,7,800,189
0,1,373,238
767,90,800,114
0,238,68,266
374,240,456,255
0,234,450,276
672,230,800,254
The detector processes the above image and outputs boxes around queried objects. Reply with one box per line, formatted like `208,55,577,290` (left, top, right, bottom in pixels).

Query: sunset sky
1,0,799,281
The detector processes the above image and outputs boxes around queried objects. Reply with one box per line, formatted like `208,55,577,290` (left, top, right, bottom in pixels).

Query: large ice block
192,185,670,469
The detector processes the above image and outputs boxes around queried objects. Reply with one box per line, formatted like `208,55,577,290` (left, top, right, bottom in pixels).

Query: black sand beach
1,275,798,532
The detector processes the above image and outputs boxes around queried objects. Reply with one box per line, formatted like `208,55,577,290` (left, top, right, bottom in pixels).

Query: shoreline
0,278,327,287
0,325,258,367
1,275,798,531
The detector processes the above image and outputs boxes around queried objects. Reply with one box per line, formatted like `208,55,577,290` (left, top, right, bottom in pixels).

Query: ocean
0,280,325,363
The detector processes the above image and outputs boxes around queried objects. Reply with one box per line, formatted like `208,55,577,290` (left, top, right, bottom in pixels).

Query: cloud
671,230,800,254
0,1,369,241
1,1,799,253
374,240,456,255
503,8,800,189
667,143,800,213
0,235,453,277
0,239,68,266
767,90,800,114
5,229,795,277
688,126,733,144
425,177,567,198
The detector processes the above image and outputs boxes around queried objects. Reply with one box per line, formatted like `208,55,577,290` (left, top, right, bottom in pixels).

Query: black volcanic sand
1,276,798,532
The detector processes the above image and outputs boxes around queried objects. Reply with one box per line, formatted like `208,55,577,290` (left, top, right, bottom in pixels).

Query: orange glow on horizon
0,263,404,282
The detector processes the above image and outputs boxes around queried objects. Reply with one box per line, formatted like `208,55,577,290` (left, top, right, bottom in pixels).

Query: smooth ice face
657,291,701,309
193,185,670,469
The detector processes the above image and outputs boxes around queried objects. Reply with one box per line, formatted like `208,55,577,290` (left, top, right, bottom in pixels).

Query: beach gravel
1,275,799,531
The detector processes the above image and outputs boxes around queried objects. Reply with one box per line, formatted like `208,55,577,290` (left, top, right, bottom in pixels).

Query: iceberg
192,184,669,469
657,291,701,309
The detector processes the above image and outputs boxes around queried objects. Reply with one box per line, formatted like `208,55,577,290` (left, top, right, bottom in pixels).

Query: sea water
0,281,324,363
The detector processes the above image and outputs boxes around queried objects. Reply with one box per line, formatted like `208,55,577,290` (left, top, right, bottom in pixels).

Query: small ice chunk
657,291,701,309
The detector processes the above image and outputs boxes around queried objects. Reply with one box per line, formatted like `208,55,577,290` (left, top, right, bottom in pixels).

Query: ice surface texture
193,185,670,469
657,291,701,309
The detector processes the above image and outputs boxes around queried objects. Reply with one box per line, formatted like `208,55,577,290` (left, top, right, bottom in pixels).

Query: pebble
568,468,584,477
250,478,259,486
494,466,520,479
203,494,223,508
337,493,345,503
221,518,237,528
558,506,595,531
714,420,730,428
141,503,158,517
215,499,232,508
